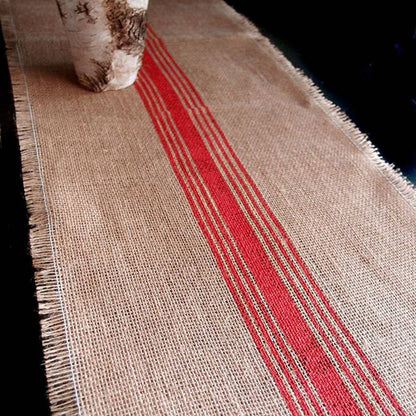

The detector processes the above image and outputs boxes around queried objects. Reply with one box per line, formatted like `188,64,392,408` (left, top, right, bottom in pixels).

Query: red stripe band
134,27,405,416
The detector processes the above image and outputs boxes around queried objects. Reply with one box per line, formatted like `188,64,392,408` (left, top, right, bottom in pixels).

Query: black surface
0,27,50,415
225,0,416,183
1,3,415,415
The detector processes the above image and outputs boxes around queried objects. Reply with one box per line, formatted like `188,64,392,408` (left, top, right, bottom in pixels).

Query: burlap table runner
1,0,415,414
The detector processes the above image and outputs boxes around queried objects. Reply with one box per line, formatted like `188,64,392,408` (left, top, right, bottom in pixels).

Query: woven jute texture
2,0,416,414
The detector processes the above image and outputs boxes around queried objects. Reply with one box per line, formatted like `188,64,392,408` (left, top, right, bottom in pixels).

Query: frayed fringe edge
0,5,80,416
222,0,416,210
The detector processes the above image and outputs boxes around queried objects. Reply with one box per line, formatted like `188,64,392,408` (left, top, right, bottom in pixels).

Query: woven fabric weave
1,0,415,414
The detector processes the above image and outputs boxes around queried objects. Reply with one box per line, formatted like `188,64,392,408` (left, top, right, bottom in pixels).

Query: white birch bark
56,0,149,91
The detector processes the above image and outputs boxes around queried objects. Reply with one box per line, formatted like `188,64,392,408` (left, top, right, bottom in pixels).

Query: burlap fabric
1,0,415,414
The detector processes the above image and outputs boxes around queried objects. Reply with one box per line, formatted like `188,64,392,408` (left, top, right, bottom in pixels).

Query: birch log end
56,0,149,92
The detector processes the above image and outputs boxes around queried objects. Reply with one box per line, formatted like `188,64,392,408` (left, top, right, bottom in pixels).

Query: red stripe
139,50,361,415
136,72,307,415
144,29,401,416
141,40,340,416
137,69,324,415
135,28,405,415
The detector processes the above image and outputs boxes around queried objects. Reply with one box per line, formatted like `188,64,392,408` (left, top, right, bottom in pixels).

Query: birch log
56,0,149,92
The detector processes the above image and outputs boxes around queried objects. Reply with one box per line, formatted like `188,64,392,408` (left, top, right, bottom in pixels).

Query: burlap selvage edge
221,1,416,210
0,1,81,414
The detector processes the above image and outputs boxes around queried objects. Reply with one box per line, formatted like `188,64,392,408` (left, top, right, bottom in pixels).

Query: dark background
2,2,415,414
225,0,416,183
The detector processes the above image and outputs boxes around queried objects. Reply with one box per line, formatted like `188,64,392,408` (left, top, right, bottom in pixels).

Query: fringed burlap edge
223,1,416,210
0,2,81,414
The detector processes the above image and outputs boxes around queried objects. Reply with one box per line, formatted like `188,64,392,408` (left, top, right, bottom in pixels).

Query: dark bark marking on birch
78,59,112,92
75,1,97,24
56,0,67,20
105,0,147,55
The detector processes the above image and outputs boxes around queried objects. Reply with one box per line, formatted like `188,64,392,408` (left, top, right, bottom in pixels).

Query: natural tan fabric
1,0,415,415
